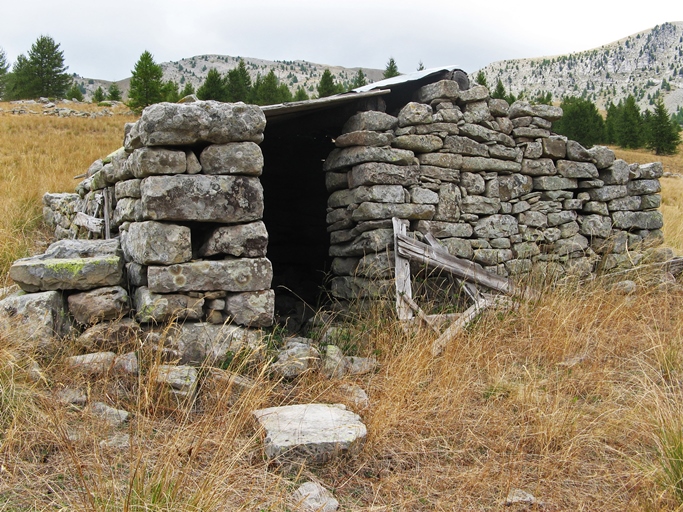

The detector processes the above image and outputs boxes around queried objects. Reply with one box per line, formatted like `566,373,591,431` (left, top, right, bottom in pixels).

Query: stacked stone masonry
10,100,275,363
324,81,664,300
33,81,665,315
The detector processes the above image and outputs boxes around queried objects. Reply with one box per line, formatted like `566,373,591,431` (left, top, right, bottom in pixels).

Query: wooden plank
103,187,111,239
393,218,413,320
73,212,104,234
424,233,481,302
396,233,536,298
400,294,440,334
431,295,513,356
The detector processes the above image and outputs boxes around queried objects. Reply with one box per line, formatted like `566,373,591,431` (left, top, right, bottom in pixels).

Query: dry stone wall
8,100,274,360
324,81,665,300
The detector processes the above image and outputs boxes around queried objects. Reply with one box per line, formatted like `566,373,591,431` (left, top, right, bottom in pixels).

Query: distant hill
476,21,683,115
71,56,385,102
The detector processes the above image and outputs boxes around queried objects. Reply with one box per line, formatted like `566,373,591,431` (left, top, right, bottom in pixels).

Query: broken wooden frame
392,217,536,355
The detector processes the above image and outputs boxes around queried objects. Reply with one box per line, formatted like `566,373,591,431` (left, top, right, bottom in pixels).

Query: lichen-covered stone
347,162,418,187
199,221,268,258
140,174,263,223
224,290,274,327
128,147,187,178
199,142,263,176
0,291,70,349
342,111,398,133
10,255,123,292
135,101,265,147
323,146,415,172
147,258,273,294
68,286,130,325
123,221,192,265
134,287,204,323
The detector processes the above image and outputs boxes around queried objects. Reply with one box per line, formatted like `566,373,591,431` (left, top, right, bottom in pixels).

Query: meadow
1,103,683,510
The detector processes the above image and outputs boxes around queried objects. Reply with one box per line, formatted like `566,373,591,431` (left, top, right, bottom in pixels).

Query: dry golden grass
2,117,683,510
0,103,136,278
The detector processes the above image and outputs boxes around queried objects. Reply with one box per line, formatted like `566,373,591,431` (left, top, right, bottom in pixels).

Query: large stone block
461,157,521,173
556,161,598,179
135,101,266,147
342,111,398,133
323,146,414,172
532,176,577,191
68,286,130,325
147,258,272,294
199,221,268,258
253,404,367,464
498,174,533,201
473,214,518,238
224,289,274,327
521,158,556,176
351,202,435,221
164,322,264,365
612,211,663,230
579,215,613,238
330,276,393,300
199,142,263,176
461,196,501,215
599,159,630,185
414,220,473,238
587,185,628,202
392,134,443,152
10,255,124,292
442,135,489,157
335,130,393,147
128,147,187,178
123,221,192,265
417,80,461,103
434,183,462,221
347,162,419,187
417,152,462,169
140,174,263,223
134,287,204,323
0,291,70,350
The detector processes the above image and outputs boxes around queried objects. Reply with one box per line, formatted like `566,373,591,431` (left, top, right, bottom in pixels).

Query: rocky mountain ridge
476,21,683,114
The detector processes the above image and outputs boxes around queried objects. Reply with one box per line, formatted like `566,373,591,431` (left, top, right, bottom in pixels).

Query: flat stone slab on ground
253,403,367,464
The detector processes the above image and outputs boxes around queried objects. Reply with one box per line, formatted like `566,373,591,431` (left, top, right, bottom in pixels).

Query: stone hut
6,66,664,352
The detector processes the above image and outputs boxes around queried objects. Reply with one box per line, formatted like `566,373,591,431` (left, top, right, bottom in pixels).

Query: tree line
476,74,681,155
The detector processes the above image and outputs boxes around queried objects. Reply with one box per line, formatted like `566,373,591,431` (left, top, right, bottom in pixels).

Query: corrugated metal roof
261,65,468,121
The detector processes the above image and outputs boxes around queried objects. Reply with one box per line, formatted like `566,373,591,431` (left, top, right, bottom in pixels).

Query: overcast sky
1,1,681,81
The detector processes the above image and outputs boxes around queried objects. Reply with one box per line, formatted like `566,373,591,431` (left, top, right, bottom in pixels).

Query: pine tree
161,80,180,103
8,35,71,99
475,70,487,87
491,80,506,100
615,95,642,149
293,87,309,101
66,83,83,102
604,102,618,144
107,83,122,101
196,68,227,101
383,57,400,79
226,59,251,102
553,96,605,148
317,69,338,98
417,60,425,71
180,82,195,97
92,86,105,103
644,98,681,155
351,69,367,89
0,47,8,99
128,50,164,112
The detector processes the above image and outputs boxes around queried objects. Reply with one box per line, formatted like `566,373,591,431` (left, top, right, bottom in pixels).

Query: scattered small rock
289,481,339,512
505,488,538,506
90,402,129,426
99,433,130,450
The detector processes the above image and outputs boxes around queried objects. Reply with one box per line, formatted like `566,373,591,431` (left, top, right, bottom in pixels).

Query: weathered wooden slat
396,233,536,298
431,296,513,356
424,232,481,302
400,294,440,334
73,212,104,234
393,218,414,321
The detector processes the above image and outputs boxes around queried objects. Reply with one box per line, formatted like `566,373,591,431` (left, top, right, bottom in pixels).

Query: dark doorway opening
260,112,338,330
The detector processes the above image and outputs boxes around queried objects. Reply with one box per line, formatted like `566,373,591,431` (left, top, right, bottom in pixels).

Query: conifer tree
180,82,195,97
9,35,71,98
491,80,507,100
475,70,487,87
92,86,105,103
351,69,367,89
107,83,122,101
317,69,339,98
161,80,180,103
0,47,8,99
128,51,164,112
644,98,681,155
604,102,618,144
226,59,252,102
553,96,605,148
615,95,642,149
293,87,309,101
66,83,83,102
383,57,400,79
197,68,227,101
